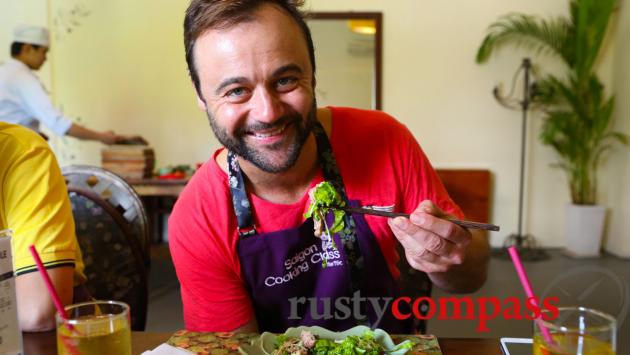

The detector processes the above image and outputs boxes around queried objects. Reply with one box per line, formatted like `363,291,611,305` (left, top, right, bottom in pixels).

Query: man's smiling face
193,3,316,173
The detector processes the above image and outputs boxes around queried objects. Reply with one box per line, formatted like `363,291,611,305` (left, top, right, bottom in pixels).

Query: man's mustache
236,114,300,135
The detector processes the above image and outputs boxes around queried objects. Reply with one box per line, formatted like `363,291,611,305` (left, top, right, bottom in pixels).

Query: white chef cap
13,24,50,47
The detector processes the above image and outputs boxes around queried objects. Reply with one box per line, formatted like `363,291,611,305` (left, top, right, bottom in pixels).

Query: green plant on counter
476,0,627,205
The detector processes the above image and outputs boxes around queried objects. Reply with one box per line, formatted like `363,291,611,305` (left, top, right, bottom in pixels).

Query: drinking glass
533,306,616,355
56,300,131,355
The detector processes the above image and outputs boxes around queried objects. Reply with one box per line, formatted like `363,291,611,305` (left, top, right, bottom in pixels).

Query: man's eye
277,77,297,90
226,87,246,97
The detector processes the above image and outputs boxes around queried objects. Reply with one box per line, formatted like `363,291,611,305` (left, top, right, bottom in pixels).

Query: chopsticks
343,206,500,232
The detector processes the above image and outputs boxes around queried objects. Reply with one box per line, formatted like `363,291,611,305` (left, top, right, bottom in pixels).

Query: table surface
127,178,188,197
22,331,503,355
126,178,189,186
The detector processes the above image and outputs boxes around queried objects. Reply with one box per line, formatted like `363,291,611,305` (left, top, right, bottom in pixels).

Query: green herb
304,181,346,237
273,330,411,355
304,181,346,268
311,333,385,355
275,334,288,349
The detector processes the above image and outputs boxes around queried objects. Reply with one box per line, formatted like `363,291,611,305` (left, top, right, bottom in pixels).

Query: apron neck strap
227,151,257,237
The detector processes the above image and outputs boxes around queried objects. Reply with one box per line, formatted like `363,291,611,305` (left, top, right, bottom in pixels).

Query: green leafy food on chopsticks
304,181,346,238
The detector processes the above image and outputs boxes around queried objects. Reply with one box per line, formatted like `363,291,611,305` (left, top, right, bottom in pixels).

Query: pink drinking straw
28,245,70,321
28,245,81,355
507,246,556,345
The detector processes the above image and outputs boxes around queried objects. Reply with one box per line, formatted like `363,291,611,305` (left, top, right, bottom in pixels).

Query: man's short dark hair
183,0,316,98
10,42,40,57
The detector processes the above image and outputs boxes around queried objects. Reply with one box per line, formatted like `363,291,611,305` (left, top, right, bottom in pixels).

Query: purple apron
229,122,413,333
228,123,412,333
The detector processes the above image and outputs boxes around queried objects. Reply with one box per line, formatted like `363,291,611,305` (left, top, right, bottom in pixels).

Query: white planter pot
564,204,606,258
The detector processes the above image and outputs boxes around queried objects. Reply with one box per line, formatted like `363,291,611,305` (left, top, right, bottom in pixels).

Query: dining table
125,178,189,243
22,331,503,354
126,178,188,198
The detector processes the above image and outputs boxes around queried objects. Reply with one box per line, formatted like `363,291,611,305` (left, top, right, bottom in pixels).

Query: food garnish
304,181,346,239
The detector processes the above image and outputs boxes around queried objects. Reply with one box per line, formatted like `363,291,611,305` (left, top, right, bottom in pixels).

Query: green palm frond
592,95,614,138
540,110,579,159
476,13,572,65
605,132,629,145
572,0,617,84
477,0,625,204
531,78,556,104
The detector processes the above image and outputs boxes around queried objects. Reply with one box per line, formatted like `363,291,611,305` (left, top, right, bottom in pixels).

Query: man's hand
100,132,148,145
388,200,489,293
388,200,471,273
99,130,119,145
114,135,149,145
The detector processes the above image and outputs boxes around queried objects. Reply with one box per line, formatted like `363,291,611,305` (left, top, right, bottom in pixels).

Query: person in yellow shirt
0,122,86,331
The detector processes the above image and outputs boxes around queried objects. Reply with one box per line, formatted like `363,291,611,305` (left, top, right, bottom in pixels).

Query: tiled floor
429,249,630,352
146,245,630,352
145,244,184,332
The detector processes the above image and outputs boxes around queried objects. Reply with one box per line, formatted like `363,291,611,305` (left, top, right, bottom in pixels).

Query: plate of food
238,325,413,355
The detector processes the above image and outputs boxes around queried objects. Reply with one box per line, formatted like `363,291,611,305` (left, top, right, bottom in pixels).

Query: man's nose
249,88,283,123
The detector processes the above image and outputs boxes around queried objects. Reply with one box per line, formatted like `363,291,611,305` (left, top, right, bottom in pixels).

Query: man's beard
206,100,317,173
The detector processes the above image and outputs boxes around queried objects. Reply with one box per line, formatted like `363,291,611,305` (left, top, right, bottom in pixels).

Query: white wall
1,0,627,250
606,0,630,257
45,0,212,168
305,0,618,249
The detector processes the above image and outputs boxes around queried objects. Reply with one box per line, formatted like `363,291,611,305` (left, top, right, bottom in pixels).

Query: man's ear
192,79,207,111
22,43,34,55
197,94,208,112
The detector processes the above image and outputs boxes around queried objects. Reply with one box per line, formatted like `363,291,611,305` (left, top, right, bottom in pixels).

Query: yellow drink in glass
533,333,615,355
533,307,616,355
56,300,131,355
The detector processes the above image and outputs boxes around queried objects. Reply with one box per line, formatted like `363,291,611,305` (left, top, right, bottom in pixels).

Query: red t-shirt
169,107,463,331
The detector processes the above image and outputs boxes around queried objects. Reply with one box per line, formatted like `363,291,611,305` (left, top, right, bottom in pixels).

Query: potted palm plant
476,0,627,257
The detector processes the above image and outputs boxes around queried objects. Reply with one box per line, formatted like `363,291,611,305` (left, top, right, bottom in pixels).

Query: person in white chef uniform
0,24,145,144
